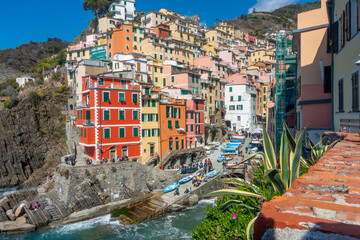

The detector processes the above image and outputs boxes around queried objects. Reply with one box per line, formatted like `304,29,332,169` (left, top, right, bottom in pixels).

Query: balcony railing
89,82,141,91
83,119,95,126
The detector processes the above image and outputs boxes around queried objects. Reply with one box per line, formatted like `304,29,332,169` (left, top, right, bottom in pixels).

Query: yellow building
250,50,276,64
203,41,220,57
140,11,173,28
141,86,161,164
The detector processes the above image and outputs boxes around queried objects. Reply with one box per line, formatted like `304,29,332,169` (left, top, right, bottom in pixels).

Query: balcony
89,82,141,91
83,119,95,126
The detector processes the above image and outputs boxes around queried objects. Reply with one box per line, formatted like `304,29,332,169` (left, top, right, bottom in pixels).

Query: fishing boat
222,172,228,176
230,139,243,143
163,183,180,193
232,135,246,140
226,143,241,148
217,155,225,162
206,170,219,178
179,176,193,184
181,167,198,174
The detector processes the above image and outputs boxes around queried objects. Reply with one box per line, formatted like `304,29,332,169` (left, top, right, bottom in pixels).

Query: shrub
0,92,4,96
4,98,19,109
57,85,69,93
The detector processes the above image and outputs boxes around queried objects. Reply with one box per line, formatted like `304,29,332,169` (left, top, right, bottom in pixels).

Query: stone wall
254,133,360,240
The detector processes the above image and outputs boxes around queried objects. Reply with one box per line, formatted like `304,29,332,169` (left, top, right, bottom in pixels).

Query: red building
152,24,171,39
76,75,142,162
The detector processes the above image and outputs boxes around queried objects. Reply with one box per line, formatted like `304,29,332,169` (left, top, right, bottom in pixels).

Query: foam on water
1,198,217,240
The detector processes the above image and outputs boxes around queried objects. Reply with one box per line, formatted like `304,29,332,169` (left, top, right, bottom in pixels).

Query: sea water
0,188,16,197
0,199,216,240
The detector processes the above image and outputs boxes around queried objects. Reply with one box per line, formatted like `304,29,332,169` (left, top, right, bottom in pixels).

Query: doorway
110,146,116,160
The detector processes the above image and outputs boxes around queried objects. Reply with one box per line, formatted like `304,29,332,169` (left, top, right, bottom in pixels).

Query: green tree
83,0,114,18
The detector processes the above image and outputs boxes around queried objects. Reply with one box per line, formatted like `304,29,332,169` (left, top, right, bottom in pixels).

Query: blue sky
0,0,317,50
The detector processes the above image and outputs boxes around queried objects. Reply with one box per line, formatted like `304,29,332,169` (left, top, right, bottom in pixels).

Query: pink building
219,50,239,73
161,87,205,148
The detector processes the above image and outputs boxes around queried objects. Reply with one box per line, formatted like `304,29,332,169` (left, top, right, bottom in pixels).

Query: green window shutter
81,128,83,137
104,129,110,139
84,128,86,138
152,100,156,107
103,92,110,102
148,113,152,121
152,129,155,136
168,120,172,128
119,93,125,102
154,54,157,59
160,68,163,73
192,76,194,83
145,88,150,94
119,110,125,120
171,76,174,82
191,113,194,119
142,129,145,137
147,100,150,107
238,96,241,101
178,108,181,119
230,96,233,101
155,77,158,82
186,125,188,132
133,127,139,137
104,110,110,120
156,114,159,121
119,128,125,138
230,87,232,92
191,125,194,131
241,105,243,110
133,110,138,120
175,120,179,128
148,129,151,137
132,93,138,103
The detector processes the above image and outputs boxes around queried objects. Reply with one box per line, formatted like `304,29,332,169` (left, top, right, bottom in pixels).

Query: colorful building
107,24,134,59
332,0,360,133
76,75,142,162
158,96,186,160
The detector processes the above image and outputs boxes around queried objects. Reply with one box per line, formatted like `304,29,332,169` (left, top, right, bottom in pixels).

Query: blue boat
179,176,192,184
221,147,237,152
230,139,244,143
217,156,225,162
222,172,228,175
163,183,180,193
226,143,241,148
206,170,219,178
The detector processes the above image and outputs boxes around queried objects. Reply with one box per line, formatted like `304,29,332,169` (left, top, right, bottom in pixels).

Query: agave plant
206,178,264,240
308,137,338,164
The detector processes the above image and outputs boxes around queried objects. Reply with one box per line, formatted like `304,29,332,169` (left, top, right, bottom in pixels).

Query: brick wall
254,132,360,240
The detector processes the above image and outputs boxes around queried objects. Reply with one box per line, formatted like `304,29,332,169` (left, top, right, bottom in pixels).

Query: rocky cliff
0,86,69,188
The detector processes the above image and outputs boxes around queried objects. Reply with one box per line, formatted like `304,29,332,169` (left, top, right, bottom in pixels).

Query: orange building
107,24,134,59
152,24,172,39
159,96,186,160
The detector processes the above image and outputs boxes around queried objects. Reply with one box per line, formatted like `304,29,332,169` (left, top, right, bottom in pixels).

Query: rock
6,209,15,221
15,203,26,217
0,197,10,211
16,216,27,224
168,204,186,212
0,221,35,234
188,194,199,206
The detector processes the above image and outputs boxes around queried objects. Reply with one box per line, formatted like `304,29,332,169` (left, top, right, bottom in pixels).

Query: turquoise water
0,199,215,240
0,188,16,197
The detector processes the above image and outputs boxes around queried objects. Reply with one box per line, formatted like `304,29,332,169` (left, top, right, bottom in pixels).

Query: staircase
116,195,167,226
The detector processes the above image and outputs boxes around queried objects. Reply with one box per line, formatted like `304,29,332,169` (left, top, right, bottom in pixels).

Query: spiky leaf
265,169,286,195
290,127,307,187
246,216,258,240
219,178,260,194
220,200,255,211
262,127,277,169
279,129,289,188
205,189,262,198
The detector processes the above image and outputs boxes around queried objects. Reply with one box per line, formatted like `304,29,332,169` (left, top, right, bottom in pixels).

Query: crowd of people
29,202,40,211
100,156,129,164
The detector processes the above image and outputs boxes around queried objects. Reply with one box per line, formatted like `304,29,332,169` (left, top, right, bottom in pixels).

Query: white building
16,76,35,87
112,53,152,82
225,84,257,132
109,0,136,21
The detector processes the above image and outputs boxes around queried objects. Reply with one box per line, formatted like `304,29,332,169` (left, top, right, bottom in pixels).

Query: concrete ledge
254,133,360,240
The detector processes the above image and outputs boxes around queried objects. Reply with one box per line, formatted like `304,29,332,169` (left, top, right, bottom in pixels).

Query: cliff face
0,87,69,188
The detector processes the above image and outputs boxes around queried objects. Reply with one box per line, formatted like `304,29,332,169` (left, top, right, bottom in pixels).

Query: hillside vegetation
227,1,321,38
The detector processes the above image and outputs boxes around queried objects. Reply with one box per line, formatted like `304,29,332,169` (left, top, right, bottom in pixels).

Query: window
345,1,351,41
237,116,241,121
133,110,138,120
155,77,158,82
119,110,125,120
132,93,138,103
169,138,173,150
84,128,86,138
339,79,344,112
190,125,194,132
80,128,83,138
154,54,157,59
323,66,332,93
352,72,359,112
119,128,125,138
152,100,156,107
166,106,172,118
175,120,180,128
154,67,157,72
238,96,241,101
119,92,125,102
133,127,139,137
168,120,172,128
229,87,232,92
230,96,234,101
98,78,104,86
191,112,194,119
171,76,175,82
104,128,111,139
103,92,110,102
104,110,110,120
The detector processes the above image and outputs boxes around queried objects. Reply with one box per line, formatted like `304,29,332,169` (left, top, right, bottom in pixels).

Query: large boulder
15,216,27,224
188,194,199,206
0,221,35,234
0,197,10,211
6,209,15,221
14,203,26,217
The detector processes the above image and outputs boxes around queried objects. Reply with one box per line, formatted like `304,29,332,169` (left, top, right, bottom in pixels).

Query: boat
230,139,244,143
163,183,180,193
179,176,193,184
232,135,246,140
221,147,237,153
222,172,228,176
181,167,198,174
226,143,241,148
208,142,220,147
206,170,219,178
250,147,258,153
217,155,225,162
225,155,234,160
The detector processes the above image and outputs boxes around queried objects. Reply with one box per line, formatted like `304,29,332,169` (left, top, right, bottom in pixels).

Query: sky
0,0,317,50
